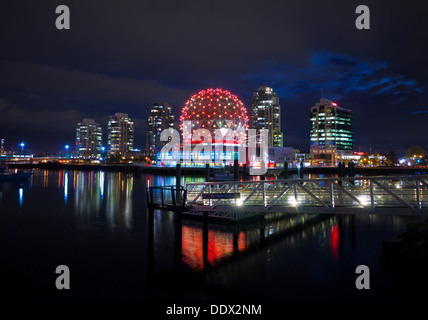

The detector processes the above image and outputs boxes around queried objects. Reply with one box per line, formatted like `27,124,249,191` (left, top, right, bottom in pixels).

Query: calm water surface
0,169,424,299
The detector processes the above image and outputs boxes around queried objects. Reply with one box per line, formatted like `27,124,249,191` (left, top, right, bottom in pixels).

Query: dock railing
185,175,428,216
146,185,187,211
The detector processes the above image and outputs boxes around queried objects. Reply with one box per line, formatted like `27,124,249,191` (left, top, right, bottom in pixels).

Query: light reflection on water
2,170,205,233
0,169,425,299
18,187,23,206
29,170,136,231
180,214,337,272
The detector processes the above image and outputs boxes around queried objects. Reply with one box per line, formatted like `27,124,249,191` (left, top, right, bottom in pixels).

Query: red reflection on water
330,224,339,260
238,231,246,252
181,226,250,271
208,230,233,266
182,226,203,271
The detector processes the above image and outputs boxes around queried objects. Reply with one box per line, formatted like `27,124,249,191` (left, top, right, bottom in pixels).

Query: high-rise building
310,98,353,166
75,119,102,158
250,85,283,147
107,113,134,156
146,102,175,160
0,138,5,154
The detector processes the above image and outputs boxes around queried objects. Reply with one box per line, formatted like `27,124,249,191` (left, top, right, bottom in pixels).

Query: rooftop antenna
321,88,324,100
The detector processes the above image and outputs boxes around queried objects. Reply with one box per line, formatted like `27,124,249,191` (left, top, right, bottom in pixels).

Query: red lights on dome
179,88,249,134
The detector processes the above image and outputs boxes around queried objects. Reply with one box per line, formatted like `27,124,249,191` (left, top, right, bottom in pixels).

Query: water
0,169,425,300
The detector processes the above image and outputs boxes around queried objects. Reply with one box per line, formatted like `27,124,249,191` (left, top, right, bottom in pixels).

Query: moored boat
0,171,33,181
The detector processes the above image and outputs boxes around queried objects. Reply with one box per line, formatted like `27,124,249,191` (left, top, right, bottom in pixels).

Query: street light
20,142,25,154
64,145,70,158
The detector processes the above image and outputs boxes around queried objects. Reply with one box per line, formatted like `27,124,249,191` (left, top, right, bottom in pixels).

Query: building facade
0,139,5,155
146,102,175,160
107,113,134,156
75,119,102,158
250,85,283,147
310,99,353,166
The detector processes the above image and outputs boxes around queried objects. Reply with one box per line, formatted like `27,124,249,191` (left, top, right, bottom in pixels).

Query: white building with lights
75,119,102,159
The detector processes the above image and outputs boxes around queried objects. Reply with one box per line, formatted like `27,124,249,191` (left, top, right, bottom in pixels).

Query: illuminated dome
179,88,249,137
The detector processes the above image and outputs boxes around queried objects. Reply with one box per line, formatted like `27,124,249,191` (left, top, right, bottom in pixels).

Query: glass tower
146,102,175,160
75,119,102,159
107,113,134,156
310,99,353,166
250,85,283,147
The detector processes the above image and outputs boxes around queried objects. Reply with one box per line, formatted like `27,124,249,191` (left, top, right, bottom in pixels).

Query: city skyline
0,1,426,155
0,89,421,158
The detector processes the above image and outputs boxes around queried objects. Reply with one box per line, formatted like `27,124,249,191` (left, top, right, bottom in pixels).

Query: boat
0,171,33,181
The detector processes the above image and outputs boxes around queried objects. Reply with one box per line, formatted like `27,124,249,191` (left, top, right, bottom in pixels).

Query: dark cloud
0,0,427,154
409,110,428,115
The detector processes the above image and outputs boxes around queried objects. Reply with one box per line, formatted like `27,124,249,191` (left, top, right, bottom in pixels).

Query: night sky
0,0,426,155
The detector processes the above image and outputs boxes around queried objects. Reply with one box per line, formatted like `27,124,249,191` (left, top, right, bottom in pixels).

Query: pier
183,175,428,220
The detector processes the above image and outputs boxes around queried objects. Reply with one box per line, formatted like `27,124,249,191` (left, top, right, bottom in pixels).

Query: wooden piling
299,161,304,179
205,163,210,182
283,161,288,179
176,163,181,201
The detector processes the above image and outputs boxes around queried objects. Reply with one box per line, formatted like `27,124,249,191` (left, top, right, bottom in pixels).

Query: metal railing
146,185,187,211
185,175,428,215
